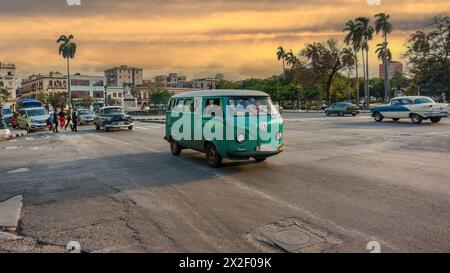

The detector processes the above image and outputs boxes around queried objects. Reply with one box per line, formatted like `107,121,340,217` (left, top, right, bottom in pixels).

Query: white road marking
6,167,30,174
135,127,150,130
8,139,17,142
25,137,34,141
5,146,20,150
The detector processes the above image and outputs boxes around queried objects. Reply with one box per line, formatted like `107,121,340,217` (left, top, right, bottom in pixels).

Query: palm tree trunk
67,57,71,109
383,34,390,102
354,50,359,106
282,59,285,74
365,48,370,106
361,50,367,107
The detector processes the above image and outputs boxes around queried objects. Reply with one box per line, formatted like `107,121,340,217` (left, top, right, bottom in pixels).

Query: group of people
47,108,79,133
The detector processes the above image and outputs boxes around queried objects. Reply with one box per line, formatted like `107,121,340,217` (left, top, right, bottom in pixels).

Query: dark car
94,106,134,132
325,102,360,116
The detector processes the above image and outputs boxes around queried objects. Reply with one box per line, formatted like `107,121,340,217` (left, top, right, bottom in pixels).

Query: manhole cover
274,229,311,245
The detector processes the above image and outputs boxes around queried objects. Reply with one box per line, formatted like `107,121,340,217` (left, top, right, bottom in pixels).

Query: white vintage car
370,96,448,124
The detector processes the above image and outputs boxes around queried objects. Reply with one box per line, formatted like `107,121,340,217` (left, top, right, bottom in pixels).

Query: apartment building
0,62,17,99
105,65,143,87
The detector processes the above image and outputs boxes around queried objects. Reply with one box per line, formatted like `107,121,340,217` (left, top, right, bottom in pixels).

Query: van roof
172,89,269,98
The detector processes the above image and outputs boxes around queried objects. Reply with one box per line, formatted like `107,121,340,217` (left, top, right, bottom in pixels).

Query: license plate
259,145,275,152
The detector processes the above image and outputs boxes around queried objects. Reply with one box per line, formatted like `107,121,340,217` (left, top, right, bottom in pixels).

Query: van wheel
128,125,133,130
254,157,267,163
430,117,441,123
410,114,423,124
373,112,383,122
206,143,222,168
325,111,330,116
170,139,182,156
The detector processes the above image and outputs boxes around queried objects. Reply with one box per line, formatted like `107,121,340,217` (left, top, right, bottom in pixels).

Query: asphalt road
1,114,450,253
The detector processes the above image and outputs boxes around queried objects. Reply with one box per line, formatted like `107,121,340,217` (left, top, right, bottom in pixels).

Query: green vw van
164,90,285,167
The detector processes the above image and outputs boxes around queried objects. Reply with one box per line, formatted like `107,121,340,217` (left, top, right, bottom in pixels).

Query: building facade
20,71,67,99
379,61,403,79
154,73,217,90
70,74,106,100
0,62,17,99
105,65,143,87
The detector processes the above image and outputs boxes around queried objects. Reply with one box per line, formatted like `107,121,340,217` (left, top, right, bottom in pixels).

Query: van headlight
276,132,283,141
237,134,245,143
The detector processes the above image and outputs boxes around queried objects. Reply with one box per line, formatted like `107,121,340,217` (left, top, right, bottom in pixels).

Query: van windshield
26,109,48,117
227,97,279,116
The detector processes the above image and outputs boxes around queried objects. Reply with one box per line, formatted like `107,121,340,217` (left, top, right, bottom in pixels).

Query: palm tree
342,47,357,100
375,13,393,102
276,46,286,74
57,35,77,108
376,42,392,63
343,20,361,105
355,17,374,107
285,50,299,67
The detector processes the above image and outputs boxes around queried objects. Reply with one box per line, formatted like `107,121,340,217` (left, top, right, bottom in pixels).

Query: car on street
325,102,360,116
370,96,449,124
164,90,285,168
78,109,94,125
1,106,13,126
17,107,50,132
94,106,134,131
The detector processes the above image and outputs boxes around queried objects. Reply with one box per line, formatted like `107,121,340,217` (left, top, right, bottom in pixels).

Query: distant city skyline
0,0,448,82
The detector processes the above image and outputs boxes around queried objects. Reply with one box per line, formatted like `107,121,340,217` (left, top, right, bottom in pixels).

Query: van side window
168,99,175,110
204,98,221,116
184,99,193,112
174,99,184,112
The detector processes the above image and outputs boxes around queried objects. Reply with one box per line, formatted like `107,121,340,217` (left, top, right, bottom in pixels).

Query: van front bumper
227,144,285,158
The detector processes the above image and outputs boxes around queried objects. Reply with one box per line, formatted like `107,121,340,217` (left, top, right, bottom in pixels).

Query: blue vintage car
370,96,448,124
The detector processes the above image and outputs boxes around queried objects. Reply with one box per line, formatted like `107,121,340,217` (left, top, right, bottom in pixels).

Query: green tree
375,13,393,102
57,34,77,108
148,87,173,105
0,81,11,103
276,46,286,74
354,17,374,105
48,92,68,109
403,16,450,96
300,39,355,104
216,80,238,89
285,49,299,67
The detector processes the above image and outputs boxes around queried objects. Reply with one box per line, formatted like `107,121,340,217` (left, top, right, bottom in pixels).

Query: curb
0,130,28,143
134,119,166,124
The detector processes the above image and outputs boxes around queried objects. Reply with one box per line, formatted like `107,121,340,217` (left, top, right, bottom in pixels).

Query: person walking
65,109,72,131
71,109,78,132
52,110,59,133
58,109,66,130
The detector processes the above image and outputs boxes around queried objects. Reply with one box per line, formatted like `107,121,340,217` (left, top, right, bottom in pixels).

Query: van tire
170,140,182,156
206,143,222,168
254,157,267,163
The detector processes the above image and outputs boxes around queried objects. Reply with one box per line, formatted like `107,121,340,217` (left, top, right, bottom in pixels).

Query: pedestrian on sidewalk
71,109,78,132
58,109,66,130
53,110,59,133
65,109,72,131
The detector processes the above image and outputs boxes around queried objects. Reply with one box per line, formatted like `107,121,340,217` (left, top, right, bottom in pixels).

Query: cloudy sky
0,0,448,81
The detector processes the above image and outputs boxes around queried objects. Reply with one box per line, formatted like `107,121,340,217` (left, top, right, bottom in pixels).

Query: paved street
1,114,450,253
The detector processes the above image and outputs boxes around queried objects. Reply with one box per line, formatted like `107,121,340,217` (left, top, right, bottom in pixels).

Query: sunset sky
0,0,449,82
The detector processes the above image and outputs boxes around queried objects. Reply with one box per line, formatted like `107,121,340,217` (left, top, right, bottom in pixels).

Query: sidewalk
0,129,27,142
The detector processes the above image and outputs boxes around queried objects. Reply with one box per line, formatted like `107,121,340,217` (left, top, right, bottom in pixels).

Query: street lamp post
104,85,108,107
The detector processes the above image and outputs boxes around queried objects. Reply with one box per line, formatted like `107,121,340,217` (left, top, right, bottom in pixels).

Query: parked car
1,106,13,126
94,106,134,131
325,102,360,116
164,90,285,168
370,96,448,124
78,109,94,125
17,107,50,132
